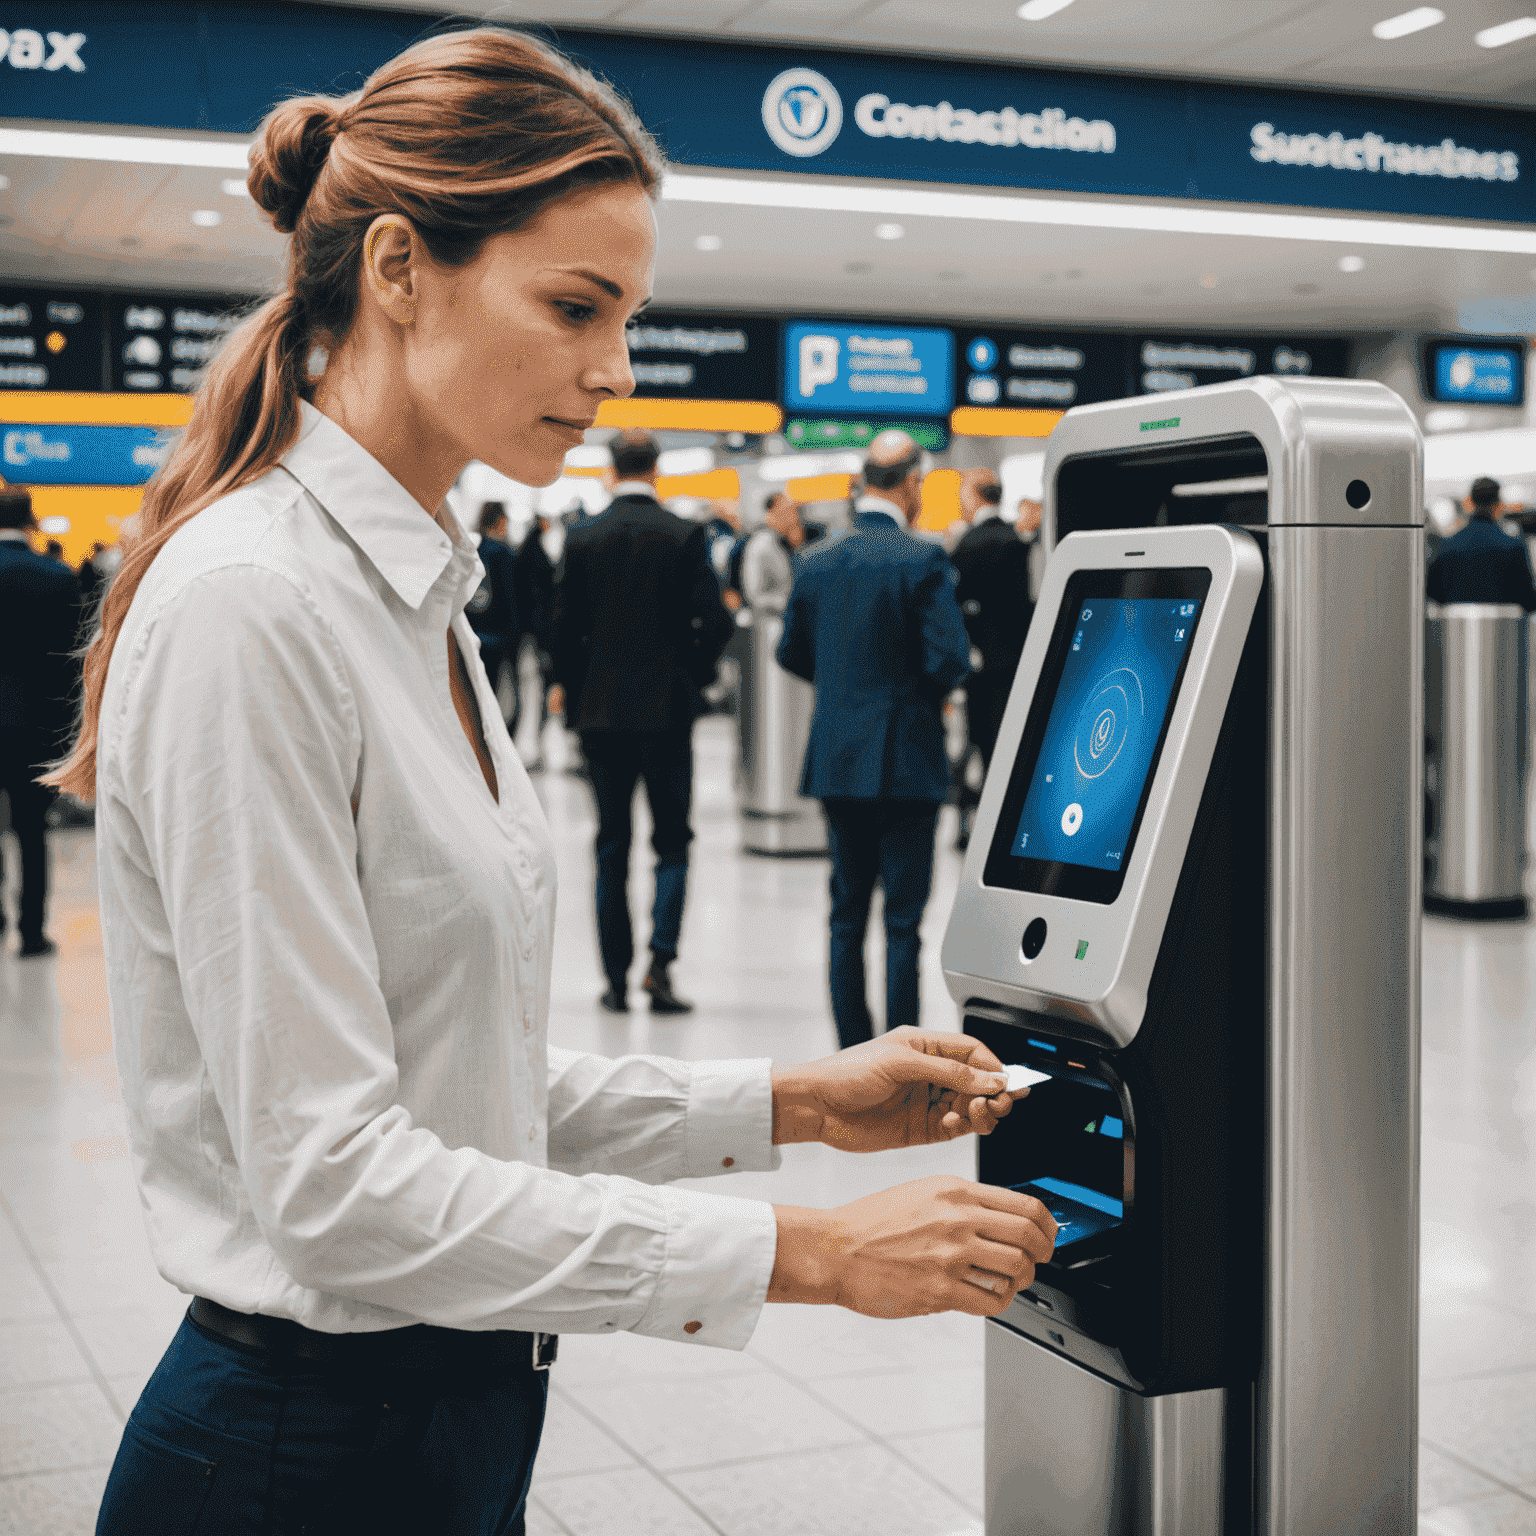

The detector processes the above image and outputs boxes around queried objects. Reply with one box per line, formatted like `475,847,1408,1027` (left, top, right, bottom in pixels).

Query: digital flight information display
985,567,1211,904
1012,597,1200,870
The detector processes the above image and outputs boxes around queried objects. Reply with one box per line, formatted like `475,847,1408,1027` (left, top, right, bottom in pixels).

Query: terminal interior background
2,1,1536,1532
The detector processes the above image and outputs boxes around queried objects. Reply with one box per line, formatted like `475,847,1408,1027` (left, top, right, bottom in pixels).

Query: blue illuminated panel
1011,596,1201,870
1430,343,1524,405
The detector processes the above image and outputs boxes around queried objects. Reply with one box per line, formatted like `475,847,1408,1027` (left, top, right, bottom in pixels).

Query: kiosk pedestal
942,378,1422,1535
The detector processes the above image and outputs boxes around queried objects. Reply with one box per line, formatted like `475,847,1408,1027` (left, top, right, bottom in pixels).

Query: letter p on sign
799,335,839,397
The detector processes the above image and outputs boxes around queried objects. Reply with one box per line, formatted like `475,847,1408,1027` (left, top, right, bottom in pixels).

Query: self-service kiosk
942,377,1423,1535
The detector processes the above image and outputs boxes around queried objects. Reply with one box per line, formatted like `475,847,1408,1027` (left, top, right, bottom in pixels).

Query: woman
57,30,1055,1535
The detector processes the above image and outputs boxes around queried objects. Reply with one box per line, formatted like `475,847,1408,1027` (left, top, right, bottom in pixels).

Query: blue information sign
5,5,1534,225
784,321,954,418
1426,341,1526,406
0,422,171,484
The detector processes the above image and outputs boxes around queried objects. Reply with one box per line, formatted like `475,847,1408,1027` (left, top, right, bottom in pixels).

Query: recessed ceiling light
874,222,904,240
693,233,722,251
221,177,248,197
191,209,222,228
1338,254,1366,272
1476,16,1536,47
1200,273,1218,288
0,174,10,191
1371,7,1444,40
1017,0,1075,18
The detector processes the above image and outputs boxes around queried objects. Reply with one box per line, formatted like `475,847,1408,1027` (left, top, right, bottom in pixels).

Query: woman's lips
545,417,590,445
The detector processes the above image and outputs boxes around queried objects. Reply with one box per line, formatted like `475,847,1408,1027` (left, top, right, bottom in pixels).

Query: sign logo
798,334,840,396
1139,416,1181,432
762,68,843,158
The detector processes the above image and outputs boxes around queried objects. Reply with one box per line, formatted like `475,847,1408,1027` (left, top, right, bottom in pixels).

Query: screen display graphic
1010,597,1200,871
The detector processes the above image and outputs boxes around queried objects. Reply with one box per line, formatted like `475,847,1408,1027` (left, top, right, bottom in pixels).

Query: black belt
189,1296,557,1372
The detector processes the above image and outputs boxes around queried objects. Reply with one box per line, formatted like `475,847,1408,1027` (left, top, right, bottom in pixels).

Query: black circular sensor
1022,918,1048,961
1345,479,1371,510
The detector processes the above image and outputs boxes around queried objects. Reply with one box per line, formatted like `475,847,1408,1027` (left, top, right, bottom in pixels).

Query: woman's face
408,180,655,488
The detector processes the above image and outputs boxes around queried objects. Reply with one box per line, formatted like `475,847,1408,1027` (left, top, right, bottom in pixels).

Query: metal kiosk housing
941,377,1423,1535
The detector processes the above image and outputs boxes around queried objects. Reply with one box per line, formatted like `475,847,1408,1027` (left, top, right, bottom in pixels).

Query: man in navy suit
1428,476,1536,609
0,487,82,957
778,431,971,1048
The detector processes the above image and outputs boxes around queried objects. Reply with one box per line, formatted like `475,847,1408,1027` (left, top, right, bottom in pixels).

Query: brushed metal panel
986,1322,1225,1536
1262,525,1421,1534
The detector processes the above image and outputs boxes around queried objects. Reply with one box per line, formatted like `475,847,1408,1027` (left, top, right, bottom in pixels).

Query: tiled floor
1,716,1533,1534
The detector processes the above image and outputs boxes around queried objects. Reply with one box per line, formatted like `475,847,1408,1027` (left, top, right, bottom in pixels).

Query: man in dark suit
777,430,971,1049
1428,476,1536,609
465,501,521,737
551,432,734,1015
0,487,82,957
951,469,1037,850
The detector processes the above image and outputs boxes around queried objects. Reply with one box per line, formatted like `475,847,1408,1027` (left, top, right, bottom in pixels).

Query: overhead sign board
955,327,1128,411
624,310,778,401
0,287,104,391
108,291,249,392
5,5,1533,225
1422,338,1526,406
0,421,169,483
784,321,954,418
1133,336,1350,395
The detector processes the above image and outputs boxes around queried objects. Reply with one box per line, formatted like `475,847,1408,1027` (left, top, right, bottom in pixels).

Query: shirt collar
0,529,30,543
855,495,906,527
281,400,470,611
973,502,1002,526
610,480,658,500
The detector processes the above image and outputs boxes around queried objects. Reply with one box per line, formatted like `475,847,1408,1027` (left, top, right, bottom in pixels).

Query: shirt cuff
632,1185,779,1352
684,1057,785,1179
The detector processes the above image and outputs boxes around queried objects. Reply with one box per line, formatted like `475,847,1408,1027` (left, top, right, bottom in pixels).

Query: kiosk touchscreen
943,526,1262,1048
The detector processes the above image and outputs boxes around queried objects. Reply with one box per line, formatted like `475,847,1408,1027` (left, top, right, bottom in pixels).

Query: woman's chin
492,454,567,490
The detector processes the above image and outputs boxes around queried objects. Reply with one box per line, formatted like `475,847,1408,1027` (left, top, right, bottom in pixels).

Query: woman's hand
772,1027,1024,1154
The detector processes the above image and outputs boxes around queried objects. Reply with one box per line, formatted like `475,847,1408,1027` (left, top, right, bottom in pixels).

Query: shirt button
721,1157,735,1168
684,1321,702,1335
523,1014,533,1031
528,1125,535,1140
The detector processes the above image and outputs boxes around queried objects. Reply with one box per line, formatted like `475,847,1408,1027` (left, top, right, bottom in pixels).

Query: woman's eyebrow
550,266,626,300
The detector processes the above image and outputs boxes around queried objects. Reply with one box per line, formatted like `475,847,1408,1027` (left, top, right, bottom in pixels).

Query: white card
1004,1063,1053,1093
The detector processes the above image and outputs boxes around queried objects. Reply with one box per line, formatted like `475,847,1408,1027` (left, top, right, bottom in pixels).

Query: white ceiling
1,146,1528,335
337,0,1536,107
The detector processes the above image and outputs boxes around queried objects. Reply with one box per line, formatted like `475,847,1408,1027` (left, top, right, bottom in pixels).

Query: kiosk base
986,1322,1228,1536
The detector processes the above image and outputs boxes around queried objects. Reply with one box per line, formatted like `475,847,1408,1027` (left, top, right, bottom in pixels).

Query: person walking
0,486,80,958
778,430,972,1049
1428,475,1536,608
59,35,1051,1536
950,469,1036,849
514,511,560,768
467,500,522,737
551,431,733,1015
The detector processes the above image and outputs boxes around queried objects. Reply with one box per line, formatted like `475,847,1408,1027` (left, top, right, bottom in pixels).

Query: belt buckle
533,1331,557,1371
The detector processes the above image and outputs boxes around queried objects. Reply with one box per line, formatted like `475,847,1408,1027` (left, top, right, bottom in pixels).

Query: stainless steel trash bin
1425,602,1530,919
738,607,825,855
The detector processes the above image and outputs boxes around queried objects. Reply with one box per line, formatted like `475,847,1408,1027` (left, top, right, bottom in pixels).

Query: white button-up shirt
96,401,782,1346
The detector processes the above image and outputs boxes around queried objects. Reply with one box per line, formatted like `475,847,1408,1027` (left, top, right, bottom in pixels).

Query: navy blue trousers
96,1310,548,1536
583,727,694,986
821,797,940,1050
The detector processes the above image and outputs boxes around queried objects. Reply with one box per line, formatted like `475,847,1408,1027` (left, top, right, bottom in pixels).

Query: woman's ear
361,215,419,327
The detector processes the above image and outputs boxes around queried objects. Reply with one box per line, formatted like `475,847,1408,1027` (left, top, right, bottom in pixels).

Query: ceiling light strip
662,172,1536,254
0,127,250,169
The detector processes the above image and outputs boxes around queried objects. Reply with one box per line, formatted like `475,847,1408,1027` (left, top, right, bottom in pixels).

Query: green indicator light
1075,940,1089,960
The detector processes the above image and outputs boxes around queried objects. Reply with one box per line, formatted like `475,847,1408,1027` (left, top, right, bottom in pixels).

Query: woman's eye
556,301,594,323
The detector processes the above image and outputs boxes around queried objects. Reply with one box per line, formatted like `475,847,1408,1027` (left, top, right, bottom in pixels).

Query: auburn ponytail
44,28,661,800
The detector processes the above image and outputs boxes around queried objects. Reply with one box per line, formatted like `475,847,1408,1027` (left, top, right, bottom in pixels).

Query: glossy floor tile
2,717,1534,1533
